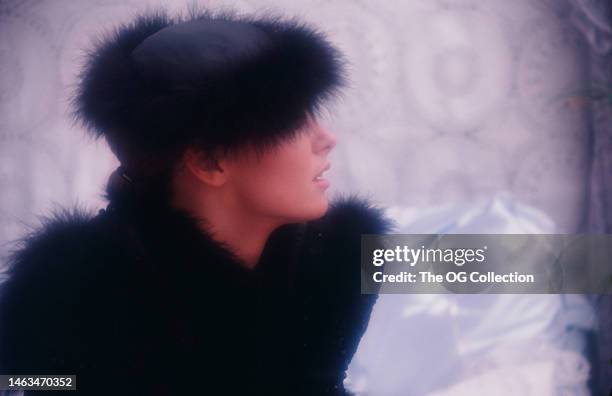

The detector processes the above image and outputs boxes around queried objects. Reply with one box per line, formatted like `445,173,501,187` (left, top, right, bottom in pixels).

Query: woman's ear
183,147,228,187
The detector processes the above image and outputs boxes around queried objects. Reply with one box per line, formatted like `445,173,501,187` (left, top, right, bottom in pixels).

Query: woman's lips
313,162,331,189
313,177,330,189
313,162,331,179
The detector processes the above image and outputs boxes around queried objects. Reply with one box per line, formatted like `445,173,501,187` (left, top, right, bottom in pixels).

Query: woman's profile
0,5,394,395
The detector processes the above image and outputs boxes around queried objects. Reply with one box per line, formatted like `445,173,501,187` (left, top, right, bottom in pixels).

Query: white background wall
0,0,590,257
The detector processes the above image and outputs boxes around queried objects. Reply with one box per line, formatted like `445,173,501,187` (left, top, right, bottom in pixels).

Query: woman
0,6,394,396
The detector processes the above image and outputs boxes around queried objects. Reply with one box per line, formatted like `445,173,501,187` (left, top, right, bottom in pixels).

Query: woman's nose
316,123,337,154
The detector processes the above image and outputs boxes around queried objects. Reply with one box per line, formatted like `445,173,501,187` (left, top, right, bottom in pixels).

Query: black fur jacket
0,189,394,396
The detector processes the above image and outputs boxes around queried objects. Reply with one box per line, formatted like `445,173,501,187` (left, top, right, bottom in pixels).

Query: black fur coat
0,190,394,395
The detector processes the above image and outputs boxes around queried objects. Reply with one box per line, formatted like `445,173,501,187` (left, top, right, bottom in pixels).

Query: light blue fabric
346,193,596,395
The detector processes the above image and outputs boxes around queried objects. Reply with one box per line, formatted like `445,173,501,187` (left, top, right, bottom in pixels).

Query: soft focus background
0,0,611,394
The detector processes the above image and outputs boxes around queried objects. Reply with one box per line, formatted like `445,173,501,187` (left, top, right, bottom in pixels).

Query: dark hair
102,122,295,210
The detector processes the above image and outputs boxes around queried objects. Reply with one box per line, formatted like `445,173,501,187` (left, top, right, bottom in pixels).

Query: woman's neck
171,189,281,270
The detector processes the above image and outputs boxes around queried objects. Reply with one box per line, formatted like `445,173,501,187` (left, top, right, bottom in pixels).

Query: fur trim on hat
69,6,347,159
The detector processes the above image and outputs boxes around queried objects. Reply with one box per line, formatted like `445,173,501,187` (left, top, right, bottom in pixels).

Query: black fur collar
96,187,396,281
0,190,396,395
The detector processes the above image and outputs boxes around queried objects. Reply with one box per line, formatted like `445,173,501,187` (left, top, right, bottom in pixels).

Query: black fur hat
70,6,347,169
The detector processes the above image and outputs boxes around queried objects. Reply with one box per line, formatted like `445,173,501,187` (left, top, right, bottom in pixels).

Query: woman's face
226,115,337,223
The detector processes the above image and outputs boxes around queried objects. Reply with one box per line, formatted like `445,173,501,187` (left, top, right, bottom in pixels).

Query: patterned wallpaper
0,0,589,252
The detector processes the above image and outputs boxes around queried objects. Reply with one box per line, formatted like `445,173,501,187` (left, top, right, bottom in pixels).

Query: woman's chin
307,197,330,220
285,198,329,223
